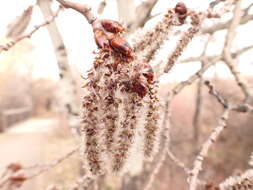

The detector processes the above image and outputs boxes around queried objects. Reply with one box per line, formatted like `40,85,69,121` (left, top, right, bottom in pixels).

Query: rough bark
117,0,159,32
37,0,79,127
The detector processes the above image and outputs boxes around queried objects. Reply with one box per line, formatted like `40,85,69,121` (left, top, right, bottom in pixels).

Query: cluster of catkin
81,49,161,175
80,2,200,176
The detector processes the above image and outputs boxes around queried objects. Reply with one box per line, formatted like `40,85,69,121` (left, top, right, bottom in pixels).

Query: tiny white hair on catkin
219,169,253,190
249,152,253,167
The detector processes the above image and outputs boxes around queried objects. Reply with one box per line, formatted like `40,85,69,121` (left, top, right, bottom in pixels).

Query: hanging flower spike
164,11,201,73
133,2,189,63
219,170,253,190
81,16,161,174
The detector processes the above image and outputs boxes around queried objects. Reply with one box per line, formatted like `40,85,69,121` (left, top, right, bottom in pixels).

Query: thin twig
0,147,78,189
204,81,253,113
55,0,96,24
180,44,253,63
172,56,221,97
6,5,34,38
223,0,251,103
188,108,231,190
167,149,190,174
192,37,211,145
0,6,63,53
27,147,78,179
204,81,228,108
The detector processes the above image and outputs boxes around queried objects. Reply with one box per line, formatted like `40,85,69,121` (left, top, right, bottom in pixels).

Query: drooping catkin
144,82,161,159
81,50,114,175
81,15,162,174
219,170,253,190
133,9,179,61
81,93,105,175
164,12,201,73
112,93,143,172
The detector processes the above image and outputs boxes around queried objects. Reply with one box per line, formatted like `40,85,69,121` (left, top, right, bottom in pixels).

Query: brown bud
175,2,187,15
132,81,148,98
94,29,110,49
9,174,27,187
7,163,22,172
101,19,125,33
110,37,133,58
142,63,154,84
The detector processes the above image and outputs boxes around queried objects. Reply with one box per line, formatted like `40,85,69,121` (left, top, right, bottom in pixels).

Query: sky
0,0,252,83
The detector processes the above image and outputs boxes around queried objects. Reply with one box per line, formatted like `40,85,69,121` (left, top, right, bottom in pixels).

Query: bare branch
181,44,253,63
223,0,252,103
192,37,211,145
55,0,97,24
188,108,231,190
172,56,221,97
202,12,253,34
209,0,226,9
117,0,159,32
131,0,159,30
204,80,229,108
0,6,63,53
26,147,78,179
0,147,78,189
6,5,34,38
97,0,107,15
204,81,253,113
167,149,190,173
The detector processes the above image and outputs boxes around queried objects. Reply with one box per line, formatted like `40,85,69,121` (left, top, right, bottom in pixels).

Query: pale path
0,117,58,190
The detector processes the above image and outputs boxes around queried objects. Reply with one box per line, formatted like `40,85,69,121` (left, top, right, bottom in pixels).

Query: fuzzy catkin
144,82,161,159
80,45,164,176
164,25,200,73
81,93,105,175
112,93,143,172
133,9,179,57
219,170,253,190
81,48,161,175
163,12,201,73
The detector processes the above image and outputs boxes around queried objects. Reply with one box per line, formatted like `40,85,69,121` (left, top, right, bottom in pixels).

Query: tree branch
55,0,97,24
222,0,252,103
188,108,231,190
6,5,34,38
180,44,253,63
202,12,253,34
0,147,78,189
0,6,63,53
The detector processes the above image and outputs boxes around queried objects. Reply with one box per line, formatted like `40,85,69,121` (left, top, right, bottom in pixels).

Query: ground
0,117,80,190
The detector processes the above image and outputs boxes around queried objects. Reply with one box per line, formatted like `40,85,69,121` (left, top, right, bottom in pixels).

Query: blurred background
0,0,253,190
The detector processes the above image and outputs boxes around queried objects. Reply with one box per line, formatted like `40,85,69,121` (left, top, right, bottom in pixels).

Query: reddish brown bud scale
142,62,154,84
9,175,27,182
132,81,148,98
101,19,125,33
175,2,188,24
175,2,187,15
205,183,220,190
110,37,133,57
7,163,22,172
94,29,110,49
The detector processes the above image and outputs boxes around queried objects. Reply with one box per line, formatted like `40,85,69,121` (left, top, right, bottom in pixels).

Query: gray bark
117,0,159,32
37,0,79,127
